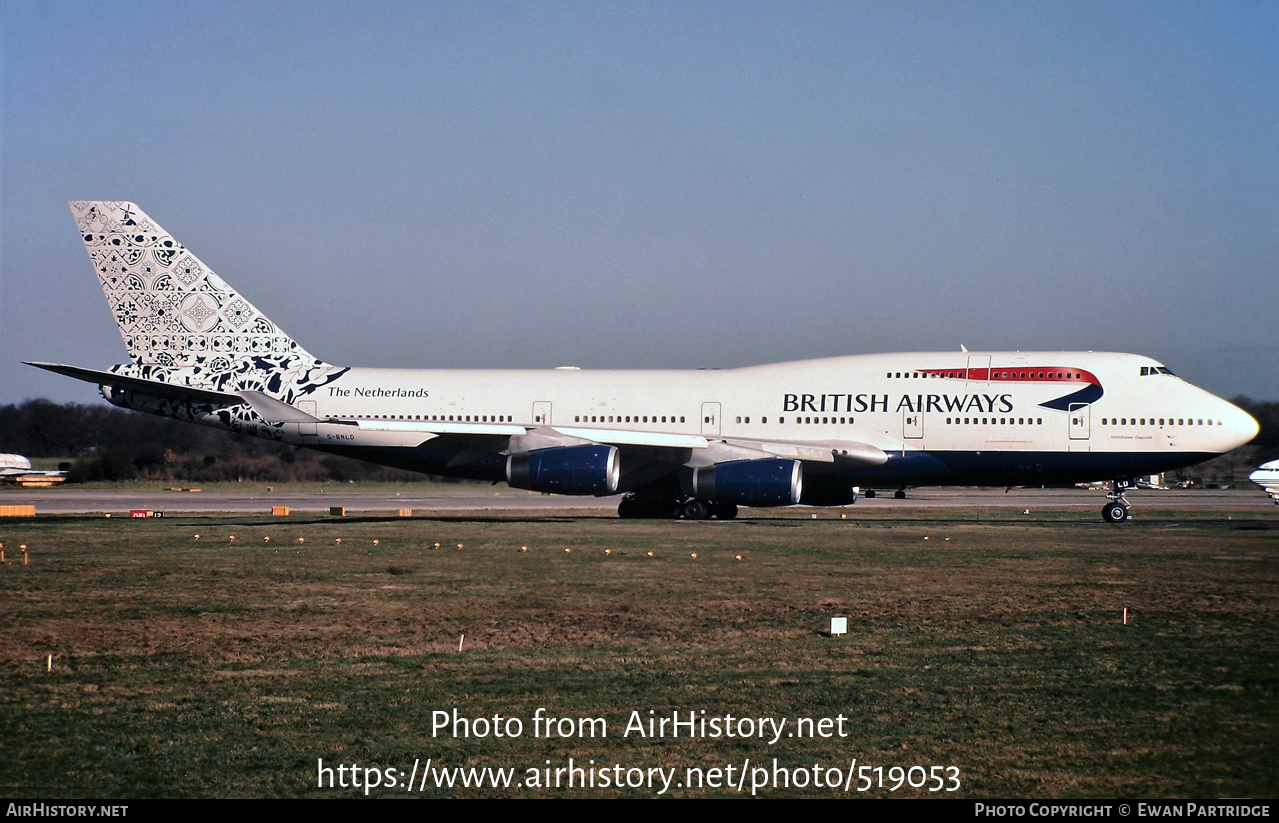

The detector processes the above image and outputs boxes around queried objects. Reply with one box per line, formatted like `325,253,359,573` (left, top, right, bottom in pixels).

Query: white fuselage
307,351,1254,465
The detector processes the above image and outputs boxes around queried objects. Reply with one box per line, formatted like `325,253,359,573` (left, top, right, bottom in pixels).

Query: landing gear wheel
894,489,907,500
618,495,680,519
1102,501,1130,523
682,500,710,520
712,502,739,520
865,489,876,498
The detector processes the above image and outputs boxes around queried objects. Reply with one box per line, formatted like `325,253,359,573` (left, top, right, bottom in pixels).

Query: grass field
1,507,1275,798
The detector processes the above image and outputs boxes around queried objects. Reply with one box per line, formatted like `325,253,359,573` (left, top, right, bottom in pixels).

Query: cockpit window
1141,365,1176,376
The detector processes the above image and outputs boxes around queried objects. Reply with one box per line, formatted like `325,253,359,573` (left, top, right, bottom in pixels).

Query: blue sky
3,1,1276,403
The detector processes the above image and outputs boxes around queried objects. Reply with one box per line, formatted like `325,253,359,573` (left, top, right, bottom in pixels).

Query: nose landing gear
1101,479,1134,523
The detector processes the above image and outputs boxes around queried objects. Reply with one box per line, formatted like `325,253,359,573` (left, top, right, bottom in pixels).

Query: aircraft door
701,402,721,436
966,355,991,384
532,401,552,426
903,410,923,439
1068,403,1090,440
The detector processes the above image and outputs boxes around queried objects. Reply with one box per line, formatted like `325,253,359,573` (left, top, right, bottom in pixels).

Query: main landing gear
617,493,738,520
1101,479,1134,523
863,487,908,500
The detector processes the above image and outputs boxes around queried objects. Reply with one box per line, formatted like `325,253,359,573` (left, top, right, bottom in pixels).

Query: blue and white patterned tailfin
70,201,345,405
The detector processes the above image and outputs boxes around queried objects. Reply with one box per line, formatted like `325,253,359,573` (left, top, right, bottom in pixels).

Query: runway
0,485,1271,515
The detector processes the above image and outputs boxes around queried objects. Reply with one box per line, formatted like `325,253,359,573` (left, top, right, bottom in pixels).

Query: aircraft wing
722,437,888,467
319,413,889,475
341,419,887,465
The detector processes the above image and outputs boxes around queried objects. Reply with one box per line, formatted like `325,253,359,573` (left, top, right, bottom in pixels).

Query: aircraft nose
1229,402,1260,448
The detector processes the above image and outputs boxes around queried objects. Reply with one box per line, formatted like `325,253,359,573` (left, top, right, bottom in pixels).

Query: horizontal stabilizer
25,362,244,406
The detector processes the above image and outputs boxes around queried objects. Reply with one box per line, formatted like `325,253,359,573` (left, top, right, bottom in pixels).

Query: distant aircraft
1249,460,1279,504
0,454,66,487
30,201,1259,522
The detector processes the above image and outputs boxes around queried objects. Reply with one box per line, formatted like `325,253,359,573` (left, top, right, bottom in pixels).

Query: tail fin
71,200,317,369
69,201,344,402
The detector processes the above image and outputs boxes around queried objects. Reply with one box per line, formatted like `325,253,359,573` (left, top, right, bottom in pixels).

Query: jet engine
691,458,802,507
507,444,620,495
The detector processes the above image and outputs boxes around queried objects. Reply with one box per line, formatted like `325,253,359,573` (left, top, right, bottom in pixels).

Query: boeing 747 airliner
30,201,1259,522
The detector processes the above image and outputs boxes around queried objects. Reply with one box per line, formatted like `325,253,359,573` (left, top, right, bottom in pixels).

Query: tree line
0,399,430,483
1,397,1276,485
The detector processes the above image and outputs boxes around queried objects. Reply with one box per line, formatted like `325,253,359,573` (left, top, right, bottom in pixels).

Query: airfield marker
1123,608,1129,625
459,634,465,652
47,654,52,672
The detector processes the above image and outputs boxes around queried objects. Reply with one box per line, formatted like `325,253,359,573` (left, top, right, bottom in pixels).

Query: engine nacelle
507,444,620,495
692,458,802,507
